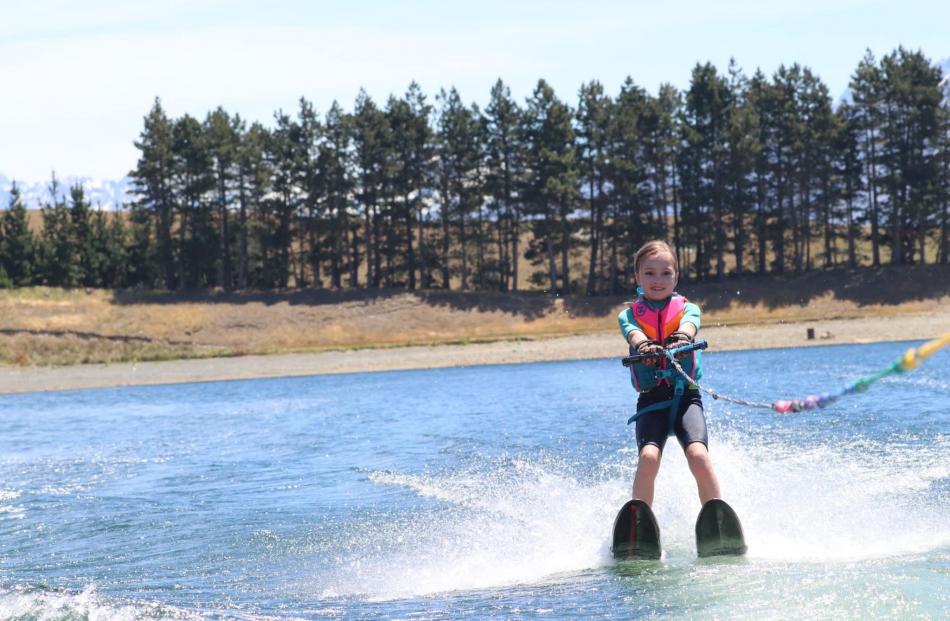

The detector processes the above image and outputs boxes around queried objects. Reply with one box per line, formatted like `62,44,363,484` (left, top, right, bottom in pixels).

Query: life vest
628,293,702,393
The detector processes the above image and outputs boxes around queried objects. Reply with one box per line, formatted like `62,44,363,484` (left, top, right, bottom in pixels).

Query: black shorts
635,387,708,453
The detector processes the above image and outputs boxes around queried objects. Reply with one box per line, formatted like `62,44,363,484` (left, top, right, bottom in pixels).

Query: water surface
0,341,947,619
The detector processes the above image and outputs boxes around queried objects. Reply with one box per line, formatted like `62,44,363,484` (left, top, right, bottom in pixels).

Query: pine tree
470,103,489,290
205,107,241,290
351,90,388,288
435,87,482,290
767,64,807,275
523,80,578,293
796,67,836,271
130,98,177,289
319,101,354,289
746,70,773,275
484,79,524,291
37,176,81,287
385,93,416,288
849,50,884,266
723,60,760,276
294,98,323,288
173,114,214,288
607,78,651,288
939,93,950,265
655,84,685,278
126,200,156,287
97,206,129,287
269,111,304,288
1,182,35,286
237,121,270,289
680,63,731,279
68,184,98,286
403,83,435,289
877,47,944,265
639,85,682,265
576,80,611,295
836,103,865,269
798,71,838,270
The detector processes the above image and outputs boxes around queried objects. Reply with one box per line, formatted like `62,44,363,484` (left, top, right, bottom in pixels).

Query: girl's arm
678,302,701,339
618,307,662,365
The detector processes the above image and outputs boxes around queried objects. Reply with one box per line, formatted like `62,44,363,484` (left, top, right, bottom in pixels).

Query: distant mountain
838,56,950,106
0,173,132,210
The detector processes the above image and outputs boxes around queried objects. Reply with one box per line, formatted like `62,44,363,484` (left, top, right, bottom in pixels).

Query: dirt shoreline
1,312,947,395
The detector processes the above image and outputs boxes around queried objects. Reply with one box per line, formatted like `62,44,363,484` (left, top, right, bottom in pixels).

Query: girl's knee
685,441,708,458
638,445,662,470
685,442,713,467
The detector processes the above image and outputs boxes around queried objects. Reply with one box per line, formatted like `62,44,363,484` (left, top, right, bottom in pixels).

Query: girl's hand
636,340,664,366
665,331,694,358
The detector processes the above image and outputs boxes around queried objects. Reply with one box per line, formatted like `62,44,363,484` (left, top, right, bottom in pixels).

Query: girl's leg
632,444,662,506
684,441,720,504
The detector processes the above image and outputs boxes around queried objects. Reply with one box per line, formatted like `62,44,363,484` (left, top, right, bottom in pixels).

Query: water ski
611,499,661,560
695,499,747,557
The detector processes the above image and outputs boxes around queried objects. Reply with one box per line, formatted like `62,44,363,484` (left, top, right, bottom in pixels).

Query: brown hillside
0,264,947,367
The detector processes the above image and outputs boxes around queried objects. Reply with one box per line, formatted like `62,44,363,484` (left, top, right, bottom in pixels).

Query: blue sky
2,0,948,183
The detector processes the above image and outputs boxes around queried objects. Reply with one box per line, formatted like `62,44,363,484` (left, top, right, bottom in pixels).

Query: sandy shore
1,313,947,394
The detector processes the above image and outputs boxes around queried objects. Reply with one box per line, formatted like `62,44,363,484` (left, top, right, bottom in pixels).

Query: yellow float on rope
913,329,950,362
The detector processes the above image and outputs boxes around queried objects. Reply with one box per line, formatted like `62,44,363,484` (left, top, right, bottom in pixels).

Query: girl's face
636,251,677,301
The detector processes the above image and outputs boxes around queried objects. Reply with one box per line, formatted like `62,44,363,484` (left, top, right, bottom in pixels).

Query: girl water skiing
617,240,721,507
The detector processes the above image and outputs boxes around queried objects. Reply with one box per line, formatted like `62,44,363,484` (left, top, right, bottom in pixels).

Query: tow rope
622,330,950,414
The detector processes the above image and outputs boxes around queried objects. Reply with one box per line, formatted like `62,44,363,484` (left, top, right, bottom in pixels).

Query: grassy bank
1,264,948,367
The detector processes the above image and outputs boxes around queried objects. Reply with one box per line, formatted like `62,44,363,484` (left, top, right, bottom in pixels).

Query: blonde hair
634,240,678,275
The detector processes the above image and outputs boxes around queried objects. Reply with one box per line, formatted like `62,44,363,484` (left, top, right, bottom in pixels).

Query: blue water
0,341,947,619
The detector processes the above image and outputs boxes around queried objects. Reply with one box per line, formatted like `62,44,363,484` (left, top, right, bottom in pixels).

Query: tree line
2,46,947,293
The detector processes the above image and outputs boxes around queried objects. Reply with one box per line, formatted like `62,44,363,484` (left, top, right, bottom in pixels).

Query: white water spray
319,430,949,600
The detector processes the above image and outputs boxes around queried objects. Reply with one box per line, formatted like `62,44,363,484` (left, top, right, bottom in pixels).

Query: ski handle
621,339,708,367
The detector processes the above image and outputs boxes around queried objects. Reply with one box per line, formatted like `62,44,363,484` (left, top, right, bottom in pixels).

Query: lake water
0,341,947,620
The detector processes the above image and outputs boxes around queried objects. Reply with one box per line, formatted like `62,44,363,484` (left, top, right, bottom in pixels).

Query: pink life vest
628,293,699,392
